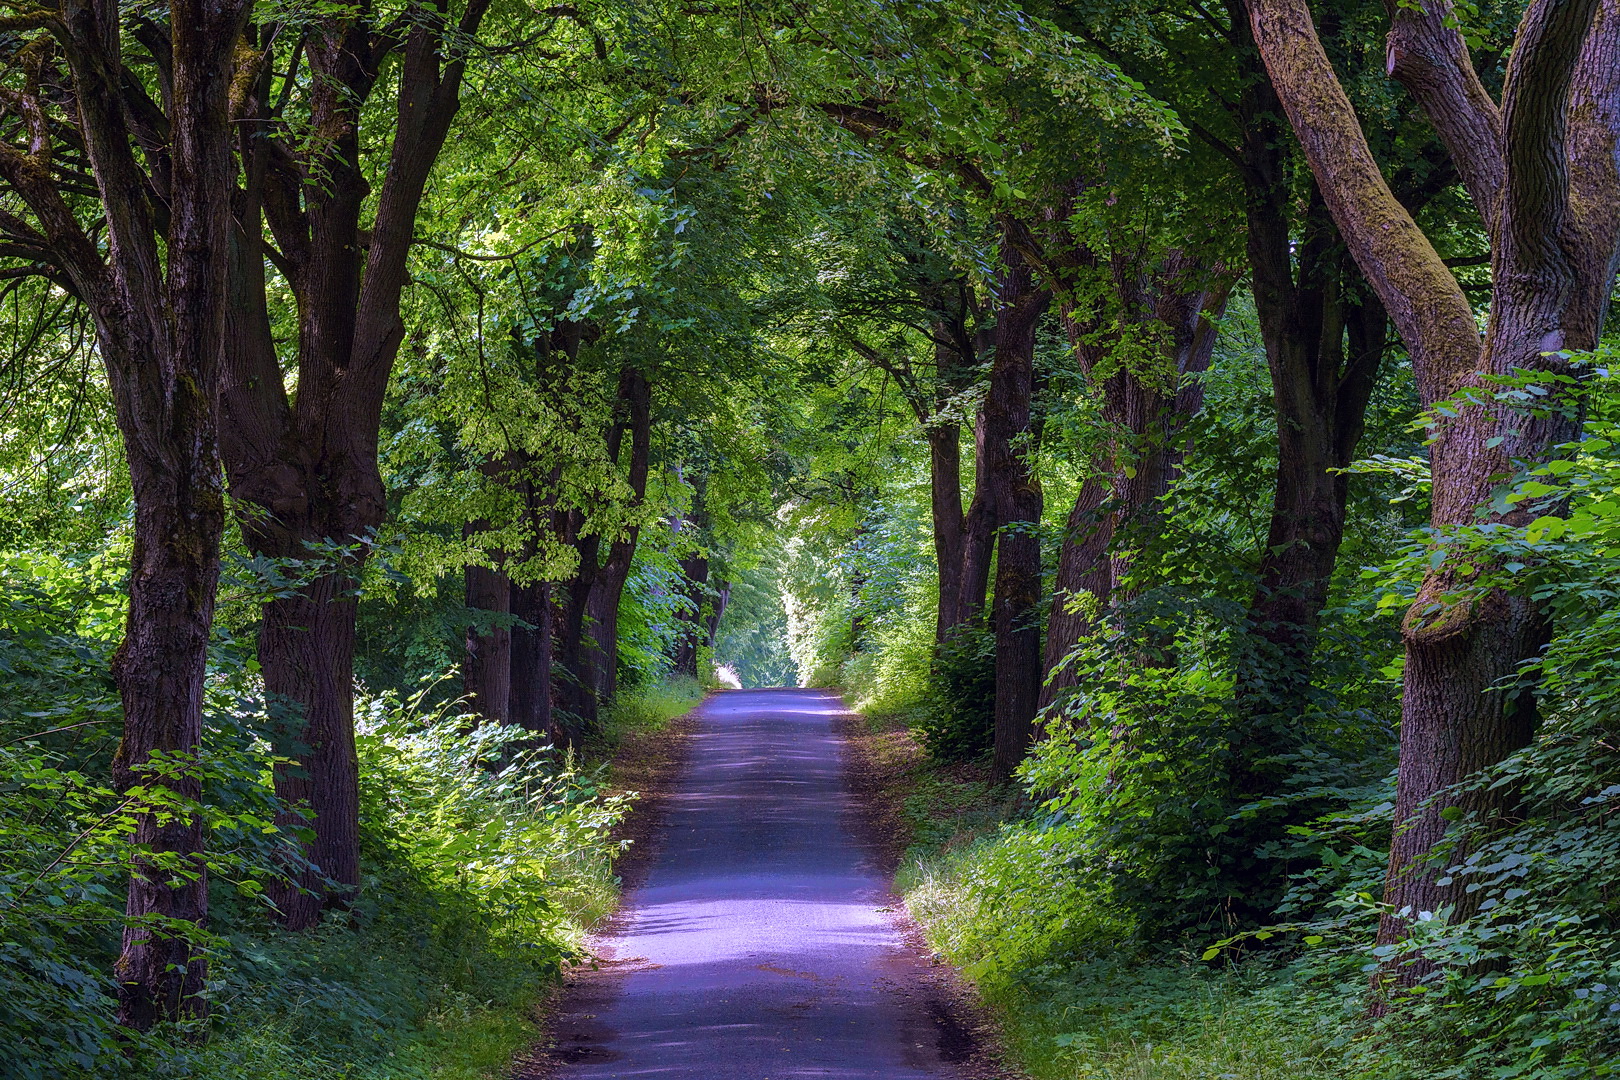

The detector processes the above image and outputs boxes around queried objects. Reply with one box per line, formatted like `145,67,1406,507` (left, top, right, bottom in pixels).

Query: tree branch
1384,0,1506,230
1246,0,1479,404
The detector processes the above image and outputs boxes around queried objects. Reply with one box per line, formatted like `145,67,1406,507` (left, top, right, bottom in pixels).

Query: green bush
914,623,996,762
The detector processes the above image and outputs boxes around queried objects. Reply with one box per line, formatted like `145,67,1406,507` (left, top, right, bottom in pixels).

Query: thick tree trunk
1239,290,1384,733
510,580,558,742
109,422,226,1030
464,562,511,723
1233,120,1390,740
1247,0,1620,972
37,0,247,1028
219,3,492,925
260,577,362,928
1040,477,1112,707
983,250,1051,782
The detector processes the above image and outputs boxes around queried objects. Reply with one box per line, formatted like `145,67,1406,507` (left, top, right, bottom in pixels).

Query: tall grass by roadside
900,825,1356,1080
596,674,707,747
851,704,1357,1080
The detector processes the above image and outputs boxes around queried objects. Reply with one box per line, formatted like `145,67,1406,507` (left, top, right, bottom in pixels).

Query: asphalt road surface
544,687,969,1079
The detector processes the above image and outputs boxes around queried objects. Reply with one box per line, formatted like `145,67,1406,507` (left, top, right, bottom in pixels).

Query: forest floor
518,687,1007,1079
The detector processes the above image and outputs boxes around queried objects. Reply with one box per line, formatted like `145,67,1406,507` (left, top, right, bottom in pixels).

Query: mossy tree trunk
1247,0,1620,978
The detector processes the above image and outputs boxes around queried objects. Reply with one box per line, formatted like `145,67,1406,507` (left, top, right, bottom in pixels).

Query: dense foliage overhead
0,0,1617,1076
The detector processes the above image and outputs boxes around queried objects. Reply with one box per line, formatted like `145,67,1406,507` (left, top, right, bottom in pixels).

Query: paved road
545,688,966,1079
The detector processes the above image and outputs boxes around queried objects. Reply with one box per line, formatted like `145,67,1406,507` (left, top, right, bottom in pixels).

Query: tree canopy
1,0,1619,1076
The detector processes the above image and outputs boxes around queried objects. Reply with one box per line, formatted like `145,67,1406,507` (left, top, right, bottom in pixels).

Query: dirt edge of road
510,692,715,1079
832,702,1026,1080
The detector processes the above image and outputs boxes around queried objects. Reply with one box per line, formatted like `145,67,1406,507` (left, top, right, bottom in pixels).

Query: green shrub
914,623,995,762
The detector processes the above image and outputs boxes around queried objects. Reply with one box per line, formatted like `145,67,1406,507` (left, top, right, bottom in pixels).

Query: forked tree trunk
220,4,491,927
0,0,251,1027
1247,0,1620,972
1231,96,1392,746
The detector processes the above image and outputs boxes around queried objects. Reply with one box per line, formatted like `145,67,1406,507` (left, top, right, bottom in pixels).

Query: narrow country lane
539,688,971,1079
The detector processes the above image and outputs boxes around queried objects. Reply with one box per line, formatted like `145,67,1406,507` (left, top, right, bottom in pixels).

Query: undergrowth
176,675,704,1080
854,702,1361,1080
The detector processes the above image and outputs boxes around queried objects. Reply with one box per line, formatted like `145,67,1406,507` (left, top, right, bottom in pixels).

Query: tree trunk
1232,108,1390,742
672,554,710,679
585,368,653,704
108,414,226,1030
927,424,968,643
260,577,362,928
1040,477,1112,707
464,562,511,724
1246,0,1620,971
552,524,601,746
983,249,1051,782
707,581,732,648
3,0,252,1028
510,580,558,743
1040,255,1229,711
956,410,1000,633
220,4,492,926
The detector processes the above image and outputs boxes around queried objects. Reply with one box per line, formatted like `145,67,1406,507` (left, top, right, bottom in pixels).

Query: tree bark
464,561,512,724
510,579,558,743
1040,477,1112,706
983,248,1051,782
219,4,492,925
1229,62,1394,738
0,0,248,1027
585,368,653,704
259,578,361,928
552,520,601,745
672,553,711,679
928,422,968,642
1246,0,1620,969
1040,254,1229,711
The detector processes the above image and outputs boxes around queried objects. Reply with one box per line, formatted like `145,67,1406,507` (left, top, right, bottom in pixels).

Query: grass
596,673,707,747
852,706,1356,1080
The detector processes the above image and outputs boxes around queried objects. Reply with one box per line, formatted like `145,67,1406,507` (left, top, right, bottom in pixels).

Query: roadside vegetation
3,0,1619,1076
2,545,702,1079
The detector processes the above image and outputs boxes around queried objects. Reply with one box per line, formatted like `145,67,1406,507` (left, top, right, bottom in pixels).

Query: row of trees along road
0,0,1617,1064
